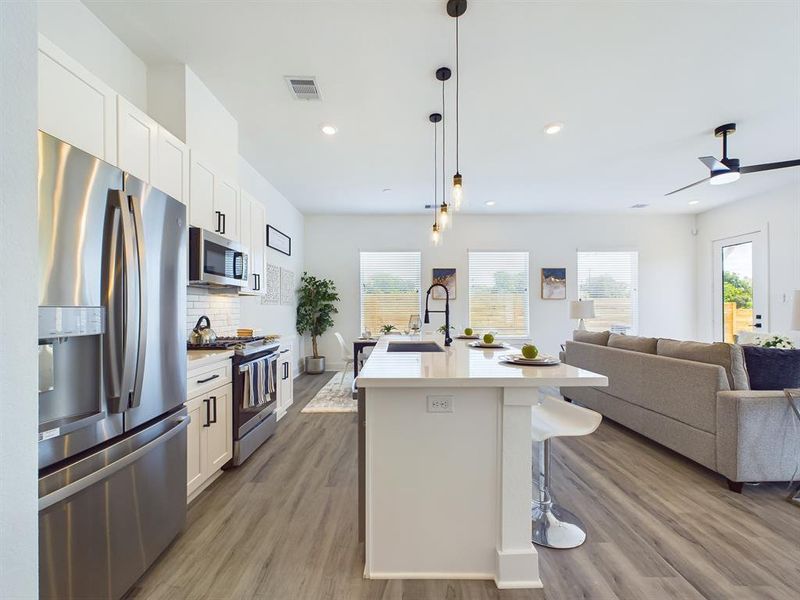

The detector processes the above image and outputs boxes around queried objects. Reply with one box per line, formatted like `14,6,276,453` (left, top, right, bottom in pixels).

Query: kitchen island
356,335,607,589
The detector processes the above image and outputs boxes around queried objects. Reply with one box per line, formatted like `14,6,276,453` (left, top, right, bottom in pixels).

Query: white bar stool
531,395,602,549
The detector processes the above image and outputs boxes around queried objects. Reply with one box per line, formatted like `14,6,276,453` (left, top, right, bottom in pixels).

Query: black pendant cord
455,15,459,174
433,121,438,228
442,79,447,207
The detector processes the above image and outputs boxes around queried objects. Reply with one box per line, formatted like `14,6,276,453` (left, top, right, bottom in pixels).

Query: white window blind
577,251,639,334
468,252,530,337
360,252,421,333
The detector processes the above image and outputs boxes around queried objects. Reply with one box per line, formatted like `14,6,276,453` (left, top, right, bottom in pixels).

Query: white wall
305,214,697,368
37,0,147,109
695,183,800,342
239,157,305,364
0,1,39,596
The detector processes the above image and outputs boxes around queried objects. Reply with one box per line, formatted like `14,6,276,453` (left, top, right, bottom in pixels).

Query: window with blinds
360,252,421,333
468,252,530,337
576,251,639,334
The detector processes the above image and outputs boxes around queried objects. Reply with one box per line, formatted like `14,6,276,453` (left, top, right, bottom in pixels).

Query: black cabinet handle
214,211,222,233
197,373,220,384
220,213,226,235
210,395,217,424
256,273,261,290
203,398,211,427
283,362,289,380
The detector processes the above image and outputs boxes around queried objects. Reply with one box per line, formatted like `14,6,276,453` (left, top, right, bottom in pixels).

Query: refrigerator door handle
38,415,189,511
129,195,148,409
104,191,140,413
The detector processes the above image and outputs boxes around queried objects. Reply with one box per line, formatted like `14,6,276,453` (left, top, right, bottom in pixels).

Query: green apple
483,333,495,344
464,327,473,336
522,344,539,359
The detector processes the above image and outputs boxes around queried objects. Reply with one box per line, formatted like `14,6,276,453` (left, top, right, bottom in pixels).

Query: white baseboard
494,548,542,589
367,572,494,581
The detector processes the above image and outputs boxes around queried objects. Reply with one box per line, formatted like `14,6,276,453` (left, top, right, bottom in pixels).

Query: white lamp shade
792,290,800,331
570,300,595,320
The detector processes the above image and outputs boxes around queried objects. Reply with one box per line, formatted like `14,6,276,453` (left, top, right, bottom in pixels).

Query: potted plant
296,272,340,374
380,324,397,335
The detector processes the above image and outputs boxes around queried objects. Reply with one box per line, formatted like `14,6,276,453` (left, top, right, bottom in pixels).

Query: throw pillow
742,346,800,391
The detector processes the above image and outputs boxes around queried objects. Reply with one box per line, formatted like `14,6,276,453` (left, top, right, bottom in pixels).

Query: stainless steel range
188,336,282,466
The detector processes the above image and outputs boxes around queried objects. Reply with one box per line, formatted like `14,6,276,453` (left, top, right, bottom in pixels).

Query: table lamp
570,300,595,331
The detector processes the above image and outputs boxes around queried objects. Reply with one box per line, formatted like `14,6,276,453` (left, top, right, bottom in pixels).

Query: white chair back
334,332,353,361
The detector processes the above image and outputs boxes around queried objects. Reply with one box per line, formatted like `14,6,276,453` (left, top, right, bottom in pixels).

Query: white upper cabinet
240,191,266,293
116,96,157,183
213,177,240,242
189,152,216,232
154,127,189,204
38,35,117,164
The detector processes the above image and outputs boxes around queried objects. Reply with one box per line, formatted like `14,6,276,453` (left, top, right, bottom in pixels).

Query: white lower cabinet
276,349,294,420
186,359,233,501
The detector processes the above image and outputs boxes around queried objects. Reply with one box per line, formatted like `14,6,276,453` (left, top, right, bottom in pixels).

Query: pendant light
436,67,452,229
429,112,443,246
448,0,467,210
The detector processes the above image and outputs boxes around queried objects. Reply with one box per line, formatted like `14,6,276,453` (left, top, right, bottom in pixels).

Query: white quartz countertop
356,334,608,388
187,349,234,370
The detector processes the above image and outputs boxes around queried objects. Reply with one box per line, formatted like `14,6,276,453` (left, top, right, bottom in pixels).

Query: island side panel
365,386,500,579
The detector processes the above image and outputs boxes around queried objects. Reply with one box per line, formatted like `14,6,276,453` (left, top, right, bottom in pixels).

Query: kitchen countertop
187,349,234,370
356,334,607,388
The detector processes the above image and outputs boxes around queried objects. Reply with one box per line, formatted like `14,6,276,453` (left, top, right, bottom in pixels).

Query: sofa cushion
572,330,610,346
607,333,658,354
742,346,800,390
657,339,750,391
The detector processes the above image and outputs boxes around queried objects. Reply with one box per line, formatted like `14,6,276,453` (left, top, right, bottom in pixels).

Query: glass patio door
712,231,768,342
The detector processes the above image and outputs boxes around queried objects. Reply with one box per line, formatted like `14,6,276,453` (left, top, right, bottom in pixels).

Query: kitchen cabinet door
154,127,189,204
250,199,266,293
277,350,294,420
189,152,216,232
117,96,157,183
186,396,207,498
38,35,117,164
206,385,233,472
214,178,240,242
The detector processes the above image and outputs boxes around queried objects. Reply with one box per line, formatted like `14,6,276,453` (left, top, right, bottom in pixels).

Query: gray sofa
560,331,800,492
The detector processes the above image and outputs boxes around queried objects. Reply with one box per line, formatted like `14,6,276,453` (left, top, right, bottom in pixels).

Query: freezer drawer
39,409,188,600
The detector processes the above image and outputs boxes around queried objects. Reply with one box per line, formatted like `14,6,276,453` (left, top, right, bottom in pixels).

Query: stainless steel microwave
189,227,249,287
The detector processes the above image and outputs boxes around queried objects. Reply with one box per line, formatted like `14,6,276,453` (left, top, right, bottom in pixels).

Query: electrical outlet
427,395,454,413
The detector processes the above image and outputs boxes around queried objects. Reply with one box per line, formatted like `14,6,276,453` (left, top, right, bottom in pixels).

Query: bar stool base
531,503,587,549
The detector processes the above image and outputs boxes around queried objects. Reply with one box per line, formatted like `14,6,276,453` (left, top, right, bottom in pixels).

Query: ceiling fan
665,123,800,196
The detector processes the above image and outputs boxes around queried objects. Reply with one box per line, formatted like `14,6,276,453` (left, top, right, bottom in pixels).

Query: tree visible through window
468,252,530,337
577,251,638,334
359,252,421,334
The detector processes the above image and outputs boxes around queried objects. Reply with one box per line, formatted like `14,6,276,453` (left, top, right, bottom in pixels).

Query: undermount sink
386,341,445,353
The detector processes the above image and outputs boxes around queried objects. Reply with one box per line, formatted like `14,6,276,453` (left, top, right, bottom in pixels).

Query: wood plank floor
126,373,800,600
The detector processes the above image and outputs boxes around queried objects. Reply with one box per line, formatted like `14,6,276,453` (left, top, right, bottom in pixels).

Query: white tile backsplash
187,287,241,338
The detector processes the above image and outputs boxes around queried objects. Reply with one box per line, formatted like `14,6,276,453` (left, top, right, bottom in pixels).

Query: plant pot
305,356,326,374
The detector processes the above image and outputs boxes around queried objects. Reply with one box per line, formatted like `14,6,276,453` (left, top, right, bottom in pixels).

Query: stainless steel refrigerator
37,132,188,599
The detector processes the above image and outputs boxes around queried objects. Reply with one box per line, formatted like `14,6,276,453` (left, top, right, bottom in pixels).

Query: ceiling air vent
285,76,321,101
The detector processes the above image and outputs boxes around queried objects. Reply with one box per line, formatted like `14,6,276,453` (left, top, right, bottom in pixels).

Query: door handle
215,211,222,233
210,395,217,424
220,212,226,235
104,191,139,413
203,398,211,427
128,195,148,409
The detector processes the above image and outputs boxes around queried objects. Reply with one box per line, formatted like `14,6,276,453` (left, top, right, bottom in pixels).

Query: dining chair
334,332,354,386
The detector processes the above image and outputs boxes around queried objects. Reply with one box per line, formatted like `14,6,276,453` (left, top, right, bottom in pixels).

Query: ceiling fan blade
740,159,800,174
665,177,711,196
698,156,727,171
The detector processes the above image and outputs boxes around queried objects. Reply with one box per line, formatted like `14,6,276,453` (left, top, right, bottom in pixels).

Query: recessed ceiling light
688,200,700,205
321,124,337,136
382,188,392,193
485,201,496,206
543,122,564,135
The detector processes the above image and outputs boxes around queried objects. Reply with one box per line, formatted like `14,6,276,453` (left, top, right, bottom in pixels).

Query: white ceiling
84,0,800,215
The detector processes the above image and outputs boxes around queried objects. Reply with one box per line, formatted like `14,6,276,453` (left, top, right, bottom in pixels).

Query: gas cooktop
187,336,280,356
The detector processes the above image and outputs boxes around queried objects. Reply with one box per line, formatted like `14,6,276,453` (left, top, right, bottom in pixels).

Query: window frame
576,249,639,335
467,250,531,338
359,250,422,335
